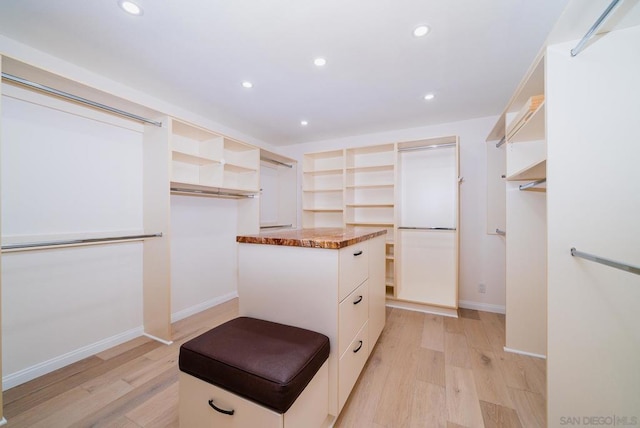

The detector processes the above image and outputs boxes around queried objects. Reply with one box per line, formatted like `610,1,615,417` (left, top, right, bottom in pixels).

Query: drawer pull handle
353,250,363,256
353,295,363,305
208,399,235,416
353,340,363,353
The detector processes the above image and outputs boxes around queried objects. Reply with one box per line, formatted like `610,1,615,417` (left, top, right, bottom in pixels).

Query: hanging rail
519,178,546,191
570,247,640,276
398,226,456,231
260,224,293,229
570,0,622,57
496,137,506,148
171,187,255,199
260,157,293,168
1,233,162,252
1,72,163,127
496,229,506,236
398,142,456,152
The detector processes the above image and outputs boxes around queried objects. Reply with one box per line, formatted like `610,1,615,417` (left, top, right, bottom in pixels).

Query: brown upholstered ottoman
178,317,330,427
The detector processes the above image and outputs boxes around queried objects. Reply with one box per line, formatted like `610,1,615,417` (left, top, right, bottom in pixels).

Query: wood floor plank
4,386,90,427
421,314,445,351
416,348,445,387
444,332,472,369
477,312,506,352
463,318,493,351
126,382,179,427
96,336,154,361
469,348,513,407
508,388,546,428
444,316,465,334
445,365,485,428
68,366,177,428
410,380,447,428
32,380,134,428
497,352,546,397
480,401,523,428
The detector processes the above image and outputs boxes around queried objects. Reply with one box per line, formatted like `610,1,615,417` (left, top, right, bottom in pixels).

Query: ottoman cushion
179,317,330,413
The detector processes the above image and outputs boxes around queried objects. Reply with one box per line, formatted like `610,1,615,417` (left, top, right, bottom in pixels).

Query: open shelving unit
170,119,259,194
302,149,345,228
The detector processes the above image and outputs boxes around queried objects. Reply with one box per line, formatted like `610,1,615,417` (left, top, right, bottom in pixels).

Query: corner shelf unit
170,119,260,195
303,144,397,296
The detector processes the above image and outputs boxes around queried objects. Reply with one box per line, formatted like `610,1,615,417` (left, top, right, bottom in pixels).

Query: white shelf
303,168,344,175
509,102,546,143
345,164,394,173
506,159,546,181
172,151,220,166
303,208,343,212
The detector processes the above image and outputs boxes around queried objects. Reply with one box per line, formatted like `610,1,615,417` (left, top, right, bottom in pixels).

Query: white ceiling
0,0,571,146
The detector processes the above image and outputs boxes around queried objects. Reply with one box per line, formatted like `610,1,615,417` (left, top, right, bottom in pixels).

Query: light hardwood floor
2,300,545,427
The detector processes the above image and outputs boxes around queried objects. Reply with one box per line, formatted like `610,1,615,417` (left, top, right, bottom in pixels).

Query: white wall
280,116,506,312
170,195,239,322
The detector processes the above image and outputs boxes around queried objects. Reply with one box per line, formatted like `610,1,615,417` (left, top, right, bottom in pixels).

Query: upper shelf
506,159,546,181
507,96,545,143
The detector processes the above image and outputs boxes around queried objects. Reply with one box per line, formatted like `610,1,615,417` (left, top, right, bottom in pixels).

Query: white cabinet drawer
338,242,369,301
338,321,369,411
338,281,369,356
179,372,282,428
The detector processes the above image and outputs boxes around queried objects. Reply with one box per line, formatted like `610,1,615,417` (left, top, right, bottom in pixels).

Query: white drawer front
338,281,369,357
338,321,369,412
179,372,282,428
338,242,369,301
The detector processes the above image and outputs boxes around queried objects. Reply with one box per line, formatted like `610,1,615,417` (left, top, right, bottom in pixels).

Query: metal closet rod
171,187,255,198
1,233,162,251
496,137,506,148
571,0,622,57
519,178,546,191
571,247,640,276
398,142,456,152
260,224,293,229
1,72,162,127
398,226,456,231
496,229,506,236
260,157,293,168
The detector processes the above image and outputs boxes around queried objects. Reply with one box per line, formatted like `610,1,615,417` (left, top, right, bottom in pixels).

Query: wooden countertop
236,227,387,249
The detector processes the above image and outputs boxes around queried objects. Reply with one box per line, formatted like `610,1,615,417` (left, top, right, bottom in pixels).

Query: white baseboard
171,291,238,323
458,300,506,314
504,346,547,359
0,417,7,426
386,300,459,318
2,326,143,391
142,333,173,346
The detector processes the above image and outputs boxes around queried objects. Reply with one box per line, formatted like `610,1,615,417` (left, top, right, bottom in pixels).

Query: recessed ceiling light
424,93,435,100
413,25,430,37
241,81,253,89
314,58,327,67
118,0,143,16
300,120,309,126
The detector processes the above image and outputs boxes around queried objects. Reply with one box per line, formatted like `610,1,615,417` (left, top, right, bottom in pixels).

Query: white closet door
397,145,458,307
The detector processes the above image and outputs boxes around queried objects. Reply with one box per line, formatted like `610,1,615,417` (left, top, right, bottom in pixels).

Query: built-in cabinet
303,140,459,313
170,119,260,195
486,53,547,357
237,233,386,420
